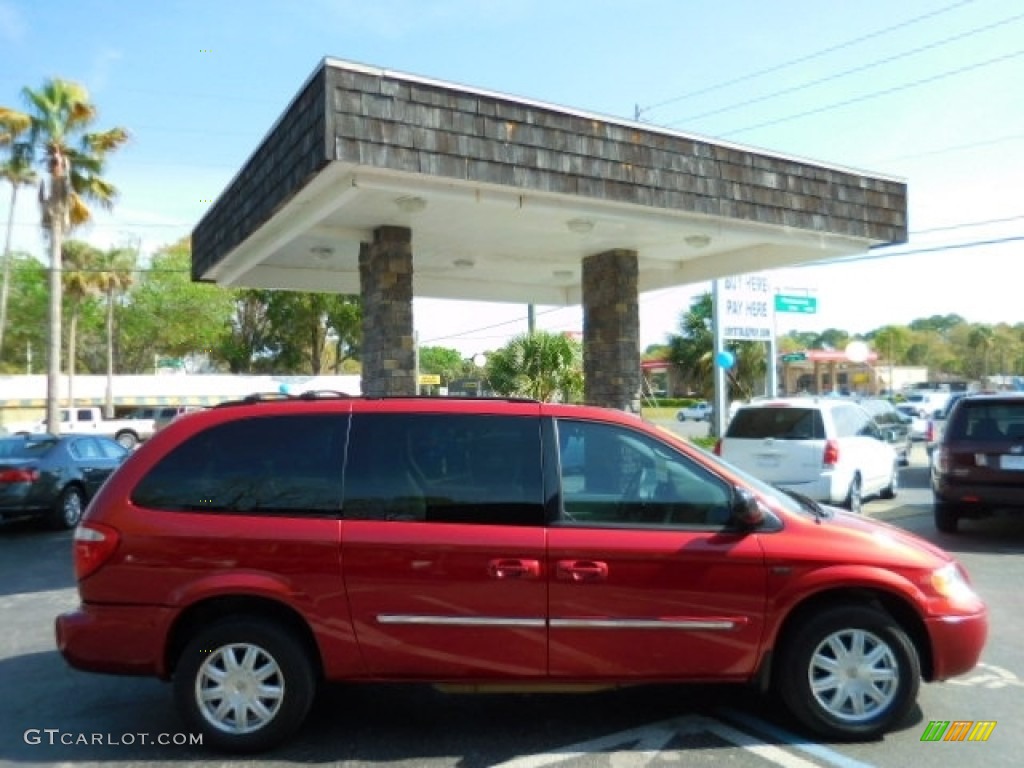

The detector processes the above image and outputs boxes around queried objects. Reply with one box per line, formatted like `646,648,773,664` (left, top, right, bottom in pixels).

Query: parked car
152,405,203,433
931,392,1024,533
56,394,987,753
925,392,968,460
858,398,913,466
895,404,928,441
716,398,899,513
0,433,130,528
676,400,712,421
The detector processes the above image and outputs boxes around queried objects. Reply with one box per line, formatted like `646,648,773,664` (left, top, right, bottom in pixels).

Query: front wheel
776,605,920,741
842,474,862,514
174,619,316,753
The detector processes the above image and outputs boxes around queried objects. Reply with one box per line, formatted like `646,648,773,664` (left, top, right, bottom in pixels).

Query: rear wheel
174,618,316,753
776,605,920,740
115,430,138,449
50,485,84,529
842,474,862,514
934,501,960,534
879,464,898,500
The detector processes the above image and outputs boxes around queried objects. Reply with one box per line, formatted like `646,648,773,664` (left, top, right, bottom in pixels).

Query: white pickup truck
4,406,154,449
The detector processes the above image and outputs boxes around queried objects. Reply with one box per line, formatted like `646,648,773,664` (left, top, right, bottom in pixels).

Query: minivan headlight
930,562,976,603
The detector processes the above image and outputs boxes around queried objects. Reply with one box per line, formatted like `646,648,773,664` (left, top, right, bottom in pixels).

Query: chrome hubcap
195,643,285,734
808,628,899,722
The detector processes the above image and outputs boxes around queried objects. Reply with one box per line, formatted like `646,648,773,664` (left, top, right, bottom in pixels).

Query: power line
665,10,1024,127
721,47,1024,137
637,0,976,116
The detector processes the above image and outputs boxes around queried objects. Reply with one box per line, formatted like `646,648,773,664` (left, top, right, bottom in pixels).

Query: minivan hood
767,504,953,571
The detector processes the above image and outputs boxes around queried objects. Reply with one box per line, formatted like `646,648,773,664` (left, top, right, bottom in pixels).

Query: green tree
219,289,273,373
120,239,233,372
95,245,136,416
325,295,361,373
667,292,714,396
666,292,766,400
0,252,47,373
4,80,128,431
418,346,467,386
62,240,101,407
0,108,36,360
487,331,583,402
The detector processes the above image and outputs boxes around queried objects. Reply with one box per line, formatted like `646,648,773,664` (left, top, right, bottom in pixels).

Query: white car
715,398,899,513
676,401,712,421
895,404,928,441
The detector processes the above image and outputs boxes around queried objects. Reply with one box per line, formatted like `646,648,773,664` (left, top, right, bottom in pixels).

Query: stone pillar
582,249,641,412
359,226,416,397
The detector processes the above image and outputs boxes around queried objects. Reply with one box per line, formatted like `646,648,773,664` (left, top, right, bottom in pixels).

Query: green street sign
775,294,818,314
782,353,807,363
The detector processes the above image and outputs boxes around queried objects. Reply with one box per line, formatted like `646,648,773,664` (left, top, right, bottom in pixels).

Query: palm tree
3,80,128,432
62,240,101,408
0,109,35,359
95,245,136,417
487,331,583,402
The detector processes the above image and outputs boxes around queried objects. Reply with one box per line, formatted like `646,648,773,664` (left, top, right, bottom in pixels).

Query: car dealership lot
1,456,1022,768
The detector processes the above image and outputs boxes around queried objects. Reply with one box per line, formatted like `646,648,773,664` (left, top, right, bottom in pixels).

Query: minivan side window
555,419,731,527
131,414,346,516
344,413,544,526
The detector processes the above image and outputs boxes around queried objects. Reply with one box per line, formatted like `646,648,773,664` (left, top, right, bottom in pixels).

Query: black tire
115,430,139,449
934,501,960,534
879,464,898,500
842,474,862,514
899,440,912,467
50,485,84,530
173,618,316,754
676,413,686,422
776,605,920,741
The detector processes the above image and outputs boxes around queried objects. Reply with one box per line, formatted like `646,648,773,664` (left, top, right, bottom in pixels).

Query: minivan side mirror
732,488,764,527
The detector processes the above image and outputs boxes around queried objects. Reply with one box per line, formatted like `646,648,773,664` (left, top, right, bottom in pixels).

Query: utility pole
527,304,535,334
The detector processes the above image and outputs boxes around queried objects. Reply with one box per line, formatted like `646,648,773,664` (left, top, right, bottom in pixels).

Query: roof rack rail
213,390,355,409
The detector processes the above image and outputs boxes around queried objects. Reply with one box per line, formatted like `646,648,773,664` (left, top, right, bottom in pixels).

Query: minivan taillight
823,439,840,467
925,421,935,443
73,523,120,581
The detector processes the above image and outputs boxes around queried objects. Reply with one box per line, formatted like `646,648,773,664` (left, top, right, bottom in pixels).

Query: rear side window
131,414,346,516
948,402,1024,441
344,413,544,526
726,407,824,440
832,405,874,438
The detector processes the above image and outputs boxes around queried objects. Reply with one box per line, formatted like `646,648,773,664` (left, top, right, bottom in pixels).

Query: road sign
719,273,774,341
418,374,441,386
774,294,818,314
781,353,807,363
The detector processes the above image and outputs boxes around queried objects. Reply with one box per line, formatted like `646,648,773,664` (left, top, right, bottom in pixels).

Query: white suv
715,398,899,513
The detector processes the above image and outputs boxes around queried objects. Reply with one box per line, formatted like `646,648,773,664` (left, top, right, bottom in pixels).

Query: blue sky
2,0,1022,355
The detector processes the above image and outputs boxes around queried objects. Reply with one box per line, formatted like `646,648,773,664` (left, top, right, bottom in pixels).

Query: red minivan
56,395,988,753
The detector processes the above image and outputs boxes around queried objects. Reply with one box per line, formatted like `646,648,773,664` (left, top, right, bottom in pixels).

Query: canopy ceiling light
394,195,427,214
684,234,712,248
566,218,595,234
